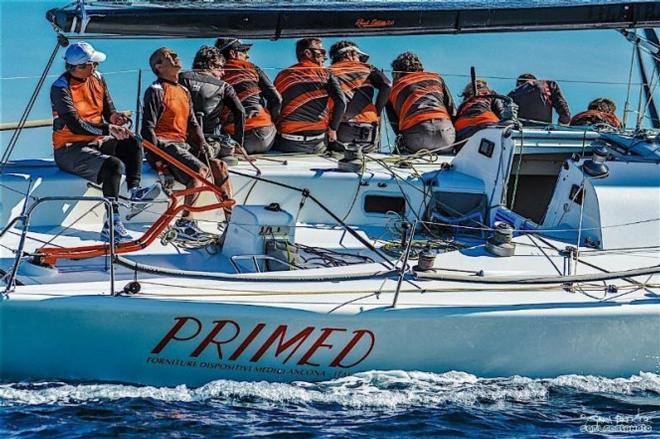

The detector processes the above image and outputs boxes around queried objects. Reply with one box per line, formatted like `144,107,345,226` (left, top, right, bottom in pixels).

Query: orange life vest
389,72,451,132
52,72,106,149
454,94,500,131
154,81,191,142
221,59,273,134
274,60,331,134
330,60,378,124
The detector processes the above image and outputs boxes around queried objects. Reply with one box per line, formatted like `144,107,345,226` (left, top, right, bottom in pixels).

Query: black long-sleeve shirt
51,71,115,138
141,77,205,150
508,79,571,125
178,70,246,145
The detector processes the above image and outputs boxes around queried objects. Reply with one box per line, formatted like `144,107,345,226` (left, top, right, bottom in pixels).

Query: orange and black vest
51,72,109,149
389,72,452,131
153,81,191,142
274,60,332,134
330,60,378,124
570,110,622,129
222,59,273,134
454,93,501,132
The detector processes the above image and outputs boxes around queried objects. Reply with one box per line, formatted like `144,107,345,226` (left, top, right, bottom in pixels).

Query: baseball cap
215,38,253,54
336,45,369,62
64,42,107,65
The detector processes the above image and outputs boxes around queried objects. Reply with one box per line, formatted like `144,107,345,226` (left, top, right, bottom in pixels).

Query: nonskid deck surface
6,232,658,313
2,145,659,308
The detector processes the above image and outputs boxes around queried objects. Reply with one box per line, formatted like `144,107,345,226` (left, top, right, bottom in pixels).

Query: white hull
2,275,659,386
2,128,659,385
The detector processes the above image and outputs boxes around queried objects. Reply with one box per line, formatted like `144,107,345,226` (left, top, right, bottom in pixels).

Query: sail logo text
151,317,376,368
355,18,395,28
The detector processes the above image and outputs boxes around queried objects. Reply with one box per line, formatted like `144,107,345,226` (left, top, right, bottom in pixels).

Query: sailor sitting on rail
50,41,160,243
328,40,391,154
386,52,456,154
179,45,246,167
215,38,282,154
141,47,233,241
453,79,504,147
570,97,622,129
273,37,347,154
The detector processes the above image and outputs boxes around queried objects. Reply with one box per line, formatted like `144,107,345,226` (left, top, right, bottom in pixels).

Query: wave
2,371,659,408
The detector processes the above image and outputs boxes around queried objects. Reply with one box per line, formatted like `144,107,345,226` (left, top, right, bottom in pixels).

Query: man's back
275,60,333,134
179,70,230,135
508,79,571,125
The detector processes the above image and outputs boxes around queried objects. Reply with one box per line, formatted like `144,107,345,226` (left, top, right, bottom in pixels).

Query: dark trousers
275,133,327,154
399,119,455,154
243,125,277,154
330,122,380,153
54,137,143,199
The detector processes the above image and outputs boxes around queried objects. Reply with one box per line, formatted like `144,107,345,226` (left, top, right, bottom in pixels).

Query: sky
1,0,658,160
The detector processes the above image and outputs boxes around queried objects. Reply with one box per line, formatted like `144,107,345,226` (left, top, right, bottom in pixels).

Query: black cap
215,38,253,55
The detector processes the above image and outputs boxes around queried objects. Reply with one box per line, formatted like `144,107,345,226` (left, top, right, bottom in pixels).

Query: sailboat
0,0,659,386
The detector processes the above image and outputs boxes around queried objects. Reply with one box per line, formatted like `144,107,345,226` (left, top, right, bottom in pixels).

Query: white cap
64,42,107,65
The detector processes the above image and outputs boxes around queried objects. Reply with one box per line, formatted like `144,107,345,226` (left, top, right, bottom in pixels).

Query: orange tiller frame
35,138,235,266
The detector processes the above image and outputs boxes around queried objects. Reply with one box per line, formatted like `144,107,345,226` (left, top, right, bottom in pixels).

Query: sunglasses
77,62,98,69
157,51,179,66
309,48,327,56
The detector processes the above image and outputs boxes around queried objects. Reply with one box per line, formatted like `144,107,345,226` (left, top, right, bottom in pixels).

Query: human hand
109,124,131,140
327,129,337,143
236,145,254,161
110,112,131,126
200,143,214,159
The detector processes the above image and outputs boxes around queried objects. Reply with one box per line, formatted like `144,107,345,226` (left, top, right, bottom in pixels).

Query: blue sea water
2,1,660,437
2,371,660,437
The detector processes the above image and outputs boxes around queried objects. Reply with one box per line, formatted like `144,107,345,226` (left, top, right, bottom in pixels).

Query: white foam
1,371,658,408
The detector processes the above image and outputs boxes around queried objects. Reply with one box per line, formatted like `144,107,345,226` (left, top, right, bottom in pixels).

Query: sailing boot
129,183,161,203
100,213,133,243
172,218,209,242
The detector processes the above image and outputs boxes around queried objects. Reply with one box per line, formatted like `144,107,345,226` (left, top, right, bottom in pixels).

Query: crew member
141,47,233,240
386,52,456,153
454,79,504,143
51,41,159,243
507,73,571,125
179,45,246,167
215,38,282,154
570,97,622,129
329,41,391,153
274,37,347,154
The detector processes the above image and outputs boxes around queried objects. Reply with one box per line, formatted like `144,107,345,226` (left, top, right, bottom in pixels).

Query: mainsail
47,1,660,38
